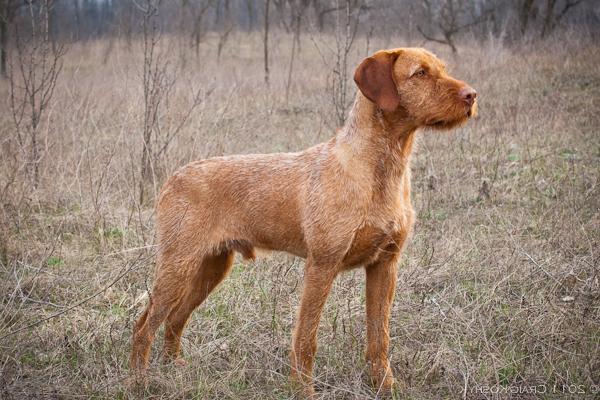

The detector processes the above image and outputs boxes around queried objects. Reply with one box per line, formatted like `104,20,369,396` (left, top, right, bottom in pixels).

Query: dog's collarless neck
333,94,417,194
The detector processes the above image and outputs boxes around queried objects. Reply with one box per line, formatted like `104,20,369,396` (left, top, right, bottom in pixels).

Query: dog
130,47,477,397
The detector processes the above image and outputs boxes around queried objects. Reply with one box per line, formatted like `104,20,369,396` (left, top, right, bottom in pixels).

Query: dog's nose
459,86,477,106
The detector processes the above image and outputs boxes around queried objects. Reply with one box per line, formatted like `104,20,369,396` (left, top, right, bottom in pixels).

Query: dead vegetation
0,30,599,399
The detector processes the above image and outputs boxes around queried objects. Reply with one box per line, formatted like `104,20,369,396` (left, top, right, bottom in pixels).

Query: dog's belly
237,199,307,258
251,228,308,259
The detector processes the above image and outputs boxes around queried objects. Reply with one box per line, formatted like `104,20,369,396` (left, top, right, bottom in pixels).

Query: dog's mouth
466,100,477,118
425,119,460,130
428,120,448,127
425,101,477,129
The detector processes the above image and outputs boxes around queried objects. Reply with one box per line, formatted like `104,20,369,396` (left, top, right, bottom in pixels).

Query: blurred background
2,0,600,60
0,1,598,399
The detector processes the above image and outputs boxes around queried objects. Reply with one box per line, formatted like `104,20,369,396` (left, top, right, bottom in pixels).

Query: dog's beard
425,101,477,131
467,101,478,118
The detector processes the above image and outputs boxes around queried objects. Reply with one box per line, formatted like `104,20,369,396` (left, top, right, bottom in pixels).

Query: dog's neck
334,93,416,190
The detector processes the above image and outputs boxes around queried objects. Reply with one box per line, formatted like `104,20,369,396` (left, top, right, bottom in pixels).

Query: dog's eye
413,69,426,78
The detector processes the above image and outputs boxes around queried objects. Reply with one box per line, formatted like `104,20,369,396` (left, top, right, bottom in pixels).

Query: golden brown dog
130,47,477,396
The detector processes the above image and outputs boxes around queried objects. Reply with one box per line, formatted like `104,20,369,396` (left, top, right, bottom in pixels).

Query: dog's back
156,146,326,259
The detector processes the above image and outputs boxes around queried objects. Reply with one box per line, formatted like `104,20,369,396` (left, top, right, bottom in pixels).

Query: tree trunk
246,0,255,30
31,125,39,187
519,0,535,35
541,0,557,38
285,13,300,102
263,0,270,85
139,130,152,203
0,4,7,79
194,13,203,58
217,0,231,60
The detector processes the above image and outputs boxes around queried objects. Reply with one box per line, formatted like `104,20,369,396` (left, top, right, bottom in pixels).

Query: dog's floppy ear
354,51,400,113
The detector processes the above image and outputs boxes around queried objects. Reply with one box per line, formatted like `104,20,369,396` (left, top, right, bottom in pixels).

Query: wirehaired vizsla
130,47,477,396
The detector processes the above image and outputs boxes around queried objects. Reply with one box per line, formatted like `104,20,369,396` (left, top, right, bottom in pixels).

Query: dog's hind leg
130,254,188,372
162,249,235,362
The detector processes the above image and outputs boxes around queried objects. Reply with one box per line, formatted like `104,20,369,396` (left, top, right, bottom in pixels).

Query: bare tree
284,0,310,102
273,0,291,32
517,0,536,34
244,0,256,29
8,0,65,187
137,0,207,204
309,0,362,125
541,0,584,37
183,0,212,58
312,0,349,31
264,0,270,85
312,0,338,31
417,0,489,53
331,0,362,125
0,0,24,79
515,0,584,37
0,0,9,78
216,0,233,60
139,0,166,203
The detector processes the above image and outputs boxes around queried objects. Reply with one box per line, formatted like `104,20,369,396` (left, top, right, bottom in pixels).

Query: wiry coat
159,93,415,266
130,47,477,397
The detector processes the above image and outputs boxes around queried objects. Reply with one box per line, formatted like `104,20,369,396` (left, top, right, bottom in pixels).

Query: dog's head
354,48,477,130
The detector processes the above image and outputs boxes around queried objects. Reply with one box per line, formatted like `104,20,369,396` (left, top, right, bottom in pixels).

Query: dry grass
0,31,599,399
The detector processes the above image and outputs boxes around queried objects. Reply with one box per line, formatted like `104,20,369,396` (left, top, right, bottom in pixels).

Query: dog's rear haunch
130,47,477,397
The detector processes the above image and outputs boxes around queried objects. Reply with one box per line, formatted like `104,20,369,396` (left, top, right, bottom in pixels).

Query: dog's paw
161,354,188,367
293,384,316,399
369,361,396,393
173,357,188,367
123,372,148,389
372,375,395,395
289,371,316,399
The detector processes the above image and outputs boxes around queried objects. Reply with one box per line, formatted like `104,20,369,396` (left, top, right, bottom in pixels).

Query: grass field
0,31,599,399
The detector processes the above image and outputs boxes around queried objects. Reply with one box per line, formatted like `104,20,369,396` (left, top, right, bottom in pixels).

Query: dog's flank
130,47,477,397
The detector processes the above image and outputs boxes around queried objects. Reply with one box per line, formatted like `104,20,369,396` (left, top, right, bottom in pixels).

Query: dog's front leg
365,253,400,393
290,260,338,397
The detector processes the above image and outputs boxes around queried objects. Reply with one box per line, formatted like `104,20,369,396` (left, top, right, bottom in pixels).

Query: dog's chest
339,177,415,268
342,212,411,269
